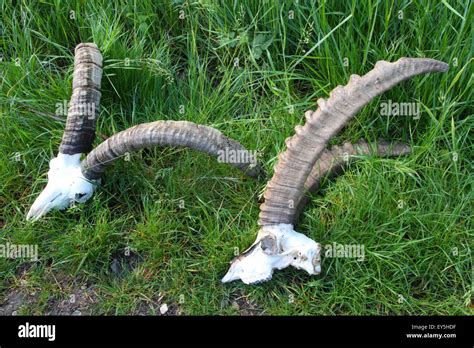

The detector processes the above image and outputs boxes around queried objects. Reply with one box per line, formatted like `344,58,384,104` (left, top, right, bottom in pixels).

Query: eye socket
75,192,86,200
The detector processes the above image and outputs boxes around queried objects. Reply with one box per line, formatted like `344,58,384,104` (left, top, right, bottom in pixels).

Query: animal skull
236,58,448,285
26,153,97,221
222,224,321,284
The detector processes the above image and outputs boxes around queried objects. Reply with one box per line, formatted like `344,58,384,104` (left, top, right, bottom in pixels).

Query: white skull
222,224,321,284
26,153,98,221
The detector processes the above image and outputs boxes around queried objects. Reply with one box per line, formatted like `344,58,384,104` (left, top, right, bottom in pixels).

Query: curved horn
259,58,448,226
27,43,103,221
81,120,261,180
292,140,411,224
59,43,103,155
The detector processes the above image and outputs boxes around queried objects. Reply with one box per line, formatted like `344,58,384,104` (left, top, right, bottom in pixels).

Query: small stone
159,304,168,315
72,310,82,316
110,259,121,274
12,310,17,316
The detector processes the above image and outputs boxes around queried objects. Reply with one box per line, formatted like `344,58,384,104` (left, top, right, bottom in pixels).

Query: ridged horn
291,140,411,224
59,43,103,155
259,58,448,226
81,120,261,180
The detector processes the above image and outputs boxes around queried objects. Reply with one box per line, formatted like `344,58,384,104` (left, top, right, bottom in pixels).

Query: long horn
291,140,411,224
81,120,262,180
27,43,103,221
59,43,103,155
259,58,448,226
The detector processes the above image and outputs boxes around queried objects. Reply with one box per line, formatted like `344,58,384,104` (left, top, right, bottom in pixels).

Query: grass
0,0,472,315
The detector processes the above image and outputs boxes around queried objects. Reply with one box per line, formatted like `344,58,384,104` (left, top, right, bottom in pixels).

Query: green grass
0,0,472,315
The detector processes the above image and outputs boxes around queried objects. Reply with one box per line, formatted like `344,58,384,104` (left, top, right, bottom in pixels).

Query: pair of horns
33,43,448,230
259,58,448,227
58,43,261,180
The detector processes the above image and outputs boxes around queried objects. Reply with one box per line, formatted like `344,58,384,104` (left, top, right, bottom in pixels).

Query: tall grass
0,0,472,315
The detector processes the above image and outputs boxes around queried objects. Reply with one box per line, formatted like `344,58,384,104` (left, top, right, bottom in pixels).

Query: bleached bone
26,153,96,221
223,58,448,284
221,224,321,284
